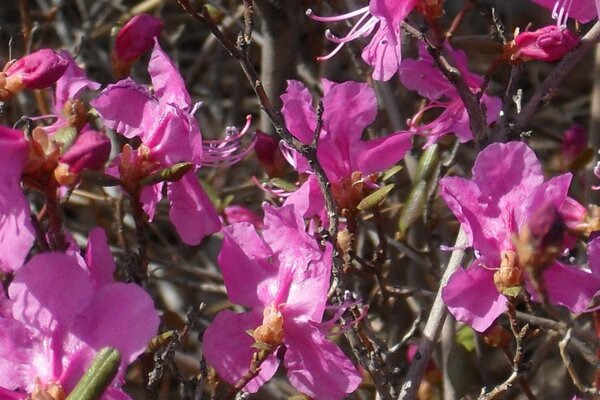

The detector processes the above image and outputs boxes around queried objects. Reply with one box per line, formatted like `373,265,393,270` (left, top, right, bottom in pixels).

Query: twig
398,228,468,399
513,22,600,134
559,329,598,396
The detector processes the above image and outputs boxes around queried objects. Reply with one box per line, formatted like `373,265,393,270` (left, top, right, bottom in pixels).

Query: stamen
306,6,369,22
201,115,256,167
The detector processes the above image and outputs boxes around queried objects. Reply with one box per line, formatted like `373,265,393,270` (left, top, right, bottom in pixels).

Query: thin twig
559,329,598,396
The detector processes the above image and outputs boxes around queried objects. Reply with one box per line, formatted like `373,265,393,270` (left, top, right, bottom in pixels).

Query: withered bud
252,304,284,347
493,250,522,295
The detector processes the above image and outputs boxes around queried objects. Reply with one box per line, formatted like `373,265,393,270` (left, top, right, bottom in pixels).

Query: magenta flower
92,39,221,245
399,43,501,146
0,126,35,273
280,79,412,219
203,204,361,399
530,0,600,26
513,25,579,62
439,141,600,332
308,0,419,81
0,228,159,399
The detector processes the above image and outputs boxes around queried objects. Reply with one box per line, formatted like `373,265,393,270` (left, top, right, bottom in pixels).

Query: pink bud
514,25,579,62
114,14,163,62
60,129,111,173
5,49,68,89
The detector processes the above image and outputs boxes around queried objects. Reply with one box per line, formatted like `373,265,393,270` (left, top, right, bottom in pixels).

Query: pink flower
530,0,600,26
0,49,68,100
112,14,163,78
0,228,159,398
399,43,501,146
439,141,600,332
307,0,419,81
203,204,361,399
0,126,35,272
92,39,221,245
54,129,111,186
223,205,263,228
513,25,579,62
44,50,101,134
280,79,412,219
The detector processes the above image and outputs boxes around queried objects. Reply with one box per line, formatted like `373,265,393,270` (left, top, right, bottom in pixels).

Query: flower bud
112,14,163,78
513,25,579,62
0,49,68,99
59,130,111,174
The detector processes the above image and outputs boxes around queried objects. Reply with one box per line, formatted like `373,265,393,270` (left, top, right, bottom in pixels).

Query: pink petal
589,236,600,275
281,80,317,144
262,204,332,321
0,127,34,272
9,253,94,335
442,260,507,332
219,222,275,308
91,79,159,139
114,14,163,62
84,228,116,289
361,24,401,81
72,283,159,366
141,182,163,222
148,39,191,110
203,310,279,393
472,142,544,202
145,107,196,165
526,262,600,312
322,80,378,143
438,176,505,259
354,130,412,175
283,322,361,399
167,172,221,245
53,51,100,111
282,176,325,219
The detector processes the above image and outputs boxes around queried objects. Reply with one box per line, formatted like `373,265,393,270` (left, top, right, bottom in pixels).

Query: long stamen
552,0,573,28
202,115,256,167
324,13,378,44
305,6,369,22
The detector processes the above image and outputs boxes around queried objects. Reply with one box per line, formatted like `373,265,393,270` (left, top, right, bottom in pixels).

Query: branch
398,228,468,399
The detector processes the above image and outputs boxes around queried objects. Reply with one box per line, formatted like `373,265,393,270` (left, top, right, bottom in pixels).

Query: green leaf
456,325,476,352
66,347,121,400
269,178,298,192
357,184,395,211
381,165,403,182
397,180,427,236
139,162,193,186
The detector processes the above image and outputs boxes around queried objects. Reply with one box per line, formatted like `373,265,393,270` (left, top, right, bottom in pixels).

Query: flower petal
84,228,116,289
148,39,191,110
9,253,94,335
442,260,507,332
283,322,361,399
526,262,600,313
203,310,279,393
167,172,221,245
